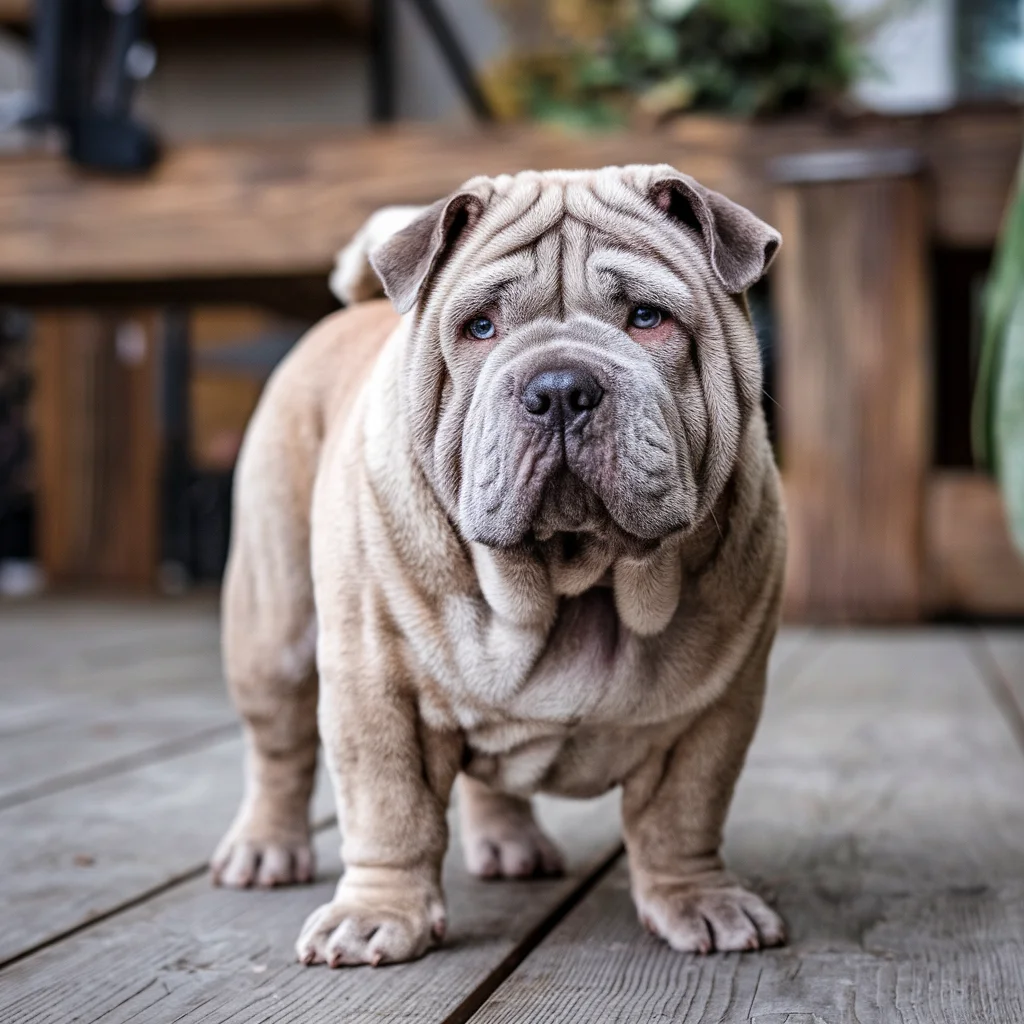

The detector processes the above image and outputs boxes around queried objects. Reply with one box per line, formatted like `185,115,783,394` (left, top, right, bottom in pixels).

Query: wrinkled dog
212,164,787,966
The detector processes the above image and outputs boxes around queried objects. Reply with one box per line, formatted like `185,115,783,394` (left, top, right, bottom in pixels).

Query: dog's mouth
466,469,686,553
531,472,603,538
460,413,692,552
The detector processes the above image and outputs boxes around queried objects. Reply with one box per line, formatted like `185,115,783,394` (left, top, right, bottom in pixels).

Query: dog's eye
464,317,496,341
629,306,663,329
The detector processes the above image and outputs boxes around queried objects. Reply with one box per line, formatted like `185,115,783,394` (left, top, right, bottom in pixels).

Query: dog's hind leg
457,775,564,879
212,392,320,889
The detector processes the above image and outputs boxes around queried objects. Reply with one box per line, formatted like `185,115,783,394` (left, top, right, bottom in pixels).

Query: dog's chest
433,587,641,724
460,719,658,798
416,589,695,796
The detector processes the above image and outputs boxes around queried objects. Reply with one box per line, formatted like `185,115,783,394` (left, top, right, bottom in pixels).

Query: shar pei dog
211,164,787,966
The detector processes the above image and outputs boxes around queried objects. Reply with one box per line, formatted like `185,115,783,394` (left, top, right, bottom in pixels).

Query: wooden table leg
33,310,162,589
773,153,930,622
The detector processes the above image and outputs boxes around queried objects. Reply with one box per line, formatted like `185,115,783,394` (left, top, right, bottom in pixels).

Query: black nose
522,369,604,425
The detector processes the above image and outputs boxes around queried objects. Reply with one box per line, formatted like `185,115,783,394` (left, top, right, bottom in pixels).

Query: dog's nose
522,369,603,425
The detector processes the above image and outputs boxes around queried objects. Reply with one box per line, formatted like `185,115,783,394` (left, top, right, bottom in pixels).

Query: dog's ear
370,190,484,314
330,205,427,306
650,170,781,294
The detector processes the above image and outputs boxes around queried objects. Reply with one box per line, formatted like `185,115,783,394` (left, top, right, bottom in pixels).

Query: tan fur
213,165,788,966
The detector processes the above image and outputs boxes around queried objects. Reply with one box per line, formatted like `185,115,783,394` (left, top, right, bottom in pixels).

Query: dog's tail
329,205,426,306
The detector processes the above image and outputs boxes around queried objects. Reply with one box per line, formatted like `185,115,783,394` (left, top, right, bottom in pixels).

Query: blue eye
466,317,496,340
630,306,663,329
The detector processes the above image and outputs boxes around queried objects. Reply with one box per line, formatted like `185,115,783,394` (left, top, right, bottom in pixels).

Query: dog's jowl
211,165,787,966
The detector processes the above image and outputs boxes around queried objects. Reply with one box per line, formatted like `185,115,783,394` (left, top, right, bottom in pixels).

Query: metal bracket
370,0,494,122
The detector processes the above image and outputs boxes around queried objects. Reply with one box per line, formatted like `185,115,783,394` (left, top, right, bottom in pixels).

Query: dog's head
370,165,779,557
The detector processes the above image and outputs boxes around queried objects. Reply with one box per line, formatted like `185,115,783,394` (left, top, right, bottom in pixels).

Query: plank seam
770,629,829,694
969,634,1024,757
0,721,239,813
439,843,625,1024
0,813,337,974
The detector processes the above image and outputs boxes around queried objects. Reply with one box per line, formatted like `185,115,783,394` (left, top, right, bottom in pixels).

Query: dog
211,164,787,966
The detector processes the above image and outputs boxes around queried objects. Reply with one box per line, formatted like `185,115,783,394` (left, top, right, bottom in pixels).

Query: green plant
486,0,878,127
974,148,1024,557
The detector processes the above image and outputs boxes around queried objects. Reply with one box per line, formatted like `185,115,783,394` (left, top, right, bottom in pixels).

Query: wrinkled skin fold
213,164,789,965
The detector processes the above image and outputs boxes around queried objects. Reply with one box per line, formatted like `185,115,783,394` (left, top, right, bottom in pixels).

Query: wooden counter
0,108,1019,287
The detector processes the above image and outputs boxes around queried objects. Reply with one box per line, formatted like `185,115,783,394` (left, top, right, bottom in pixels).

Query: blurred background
1,0,1023,623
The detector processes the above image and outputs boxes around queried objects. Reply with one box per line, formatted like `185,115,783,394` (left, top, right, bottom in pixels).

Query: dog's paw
211,827,314,888
296,880,445,967
634,879,785,954
462,814,565,880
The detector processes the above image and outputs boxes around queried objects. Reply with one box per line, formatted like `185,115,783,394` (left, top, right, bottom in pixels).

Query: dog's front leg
621,649,786,954
296,625,461,968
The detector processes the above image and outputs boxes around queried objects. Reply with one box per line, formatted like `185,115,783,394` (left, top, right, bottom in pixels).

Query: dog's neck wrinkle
685,475,736,573
472,527,683,642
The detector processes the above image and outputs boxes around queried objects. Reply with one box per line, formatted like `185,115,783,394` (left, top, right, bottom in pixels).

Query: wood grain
0,608,797,1014
0,736,235,965
0,598,232,808
978,630,1024,739
4,609,1022,1022
33,312,163,589
0,597,334,966
776,174,930,622
0,110,1017,286
0,597,221,684
0,793,623,1024
925,471,1024,616
470,633,1024,1023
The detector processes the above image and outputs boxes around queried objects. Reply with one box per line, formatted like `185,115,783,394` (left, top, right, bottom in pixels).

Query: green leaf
576,53,626,89
635,20,680,66
996,293,1024,554
975,150,1024,557
649,0,702,22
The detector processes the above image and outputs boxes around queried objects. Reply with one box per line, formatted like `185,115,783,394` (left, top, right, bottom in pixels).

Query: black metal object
370,0,397,122
157,310,310,585
0,311,34,563
370,0,493,122
30,0,159,172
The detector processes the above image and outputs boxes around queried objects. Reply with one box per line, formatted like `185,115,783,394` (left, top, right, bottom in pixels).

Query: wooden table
0,111,1020,286
5,110,1024,617
1,601,1024,1020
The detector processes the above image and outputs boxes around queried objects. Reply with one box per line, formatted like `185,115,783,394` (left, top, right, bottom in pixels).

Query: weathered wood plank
0,732,336,966
0,735,234,965
0,793,622,1024
470,633,1024,1023
0,622,804,1017
764,627,819,696
0,703,234,812
978,629,1024,740
0,599,233,807
0,598,220,673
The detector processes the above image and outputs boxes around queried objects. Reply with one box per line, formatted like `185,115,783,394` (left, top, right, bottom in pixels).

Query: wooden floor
1,601,1023,1022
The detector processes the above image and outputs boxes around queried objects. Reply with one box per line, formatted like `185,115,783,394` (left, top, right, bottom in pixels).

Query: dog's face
371,165,779,556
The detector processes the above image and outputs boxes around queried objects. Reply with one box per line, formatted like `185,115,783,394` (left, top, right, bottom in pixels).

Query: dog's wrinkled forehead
370,164,780,316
